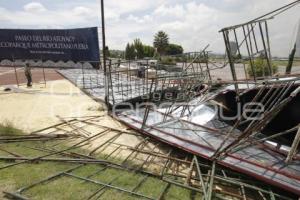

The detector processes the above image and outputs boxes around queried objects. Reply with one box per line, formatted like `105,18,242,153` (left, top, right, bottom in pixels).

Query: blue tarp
0,27,100,62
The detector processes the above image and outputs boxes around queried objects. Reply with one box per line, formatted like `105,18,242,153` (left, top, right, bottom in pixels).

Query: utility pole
100,0,109,106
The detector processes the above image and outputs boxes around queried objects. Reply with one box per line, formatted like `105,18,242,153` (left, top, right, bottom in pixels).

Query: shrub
0,121,24,136
247,58,278,77
174,56,184,63
160,57,177,65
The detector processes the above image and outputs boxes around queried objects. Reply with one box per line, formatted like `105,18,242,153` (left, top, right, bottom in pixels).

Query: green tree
125,43,130,60
143,45,155,57
247,58,278,77
166,43,183,55
109,50,125,58
134,38,144,59
153,31,169,55
125,43,136,60
102,46,110,57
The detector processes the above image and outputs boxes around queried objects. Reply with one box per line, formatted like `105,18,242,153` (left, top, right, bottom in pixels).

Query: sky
0,0,299,57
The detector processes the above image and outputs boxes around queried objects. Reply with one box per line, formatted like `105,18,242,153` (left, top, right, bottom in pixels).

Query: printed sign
0,27,100,62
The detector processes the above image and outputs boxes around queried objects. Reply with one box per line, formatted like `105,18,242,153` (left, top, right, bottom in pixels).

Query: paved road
209,63,300,80
0,67,63,86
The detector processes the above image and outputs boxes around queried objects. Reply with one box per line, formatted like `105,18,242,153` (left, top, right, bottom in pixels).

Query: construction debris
0,1,300,200
0,117,294,199
57,1,300,198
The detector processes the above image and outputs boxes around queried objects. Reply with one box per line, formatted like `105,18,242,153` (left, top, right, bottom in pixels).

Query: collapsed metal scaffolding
216,0,300,162
105,1,300,196
0,116,295,199
43,1,300,198
220,0,300,91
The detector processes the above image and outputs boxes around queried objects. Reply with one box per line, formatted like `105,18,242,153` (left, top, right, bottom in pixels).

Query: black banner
0,27,100,62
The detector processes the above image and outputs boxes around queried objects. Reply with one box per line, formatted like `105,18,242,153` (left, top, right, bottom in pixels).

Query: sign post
100,0,109,107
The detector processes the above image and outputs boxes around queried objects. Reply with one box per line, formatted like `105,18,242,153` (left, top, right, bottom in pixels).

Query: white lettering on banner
0,34,89,50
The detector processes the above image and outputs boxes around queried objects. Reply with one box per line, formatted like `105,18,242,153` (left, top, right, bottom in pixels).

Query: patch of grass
245,60,300,67
0,143,43,157
160,57,177,65
136,177,166,198
165,185,201,200
100,189,140,200
272,60,300,67
247,58,278,77
111,171,143,190
71,164,101,177
92,168,123,183
0,121,24,136
26,176,100,200
0,141,200,200
0,162,74,189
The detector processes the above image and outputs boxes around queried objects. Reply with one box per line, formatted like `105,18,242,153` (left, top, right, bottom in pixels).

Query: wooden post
12,57,20,87
14,65,19,87
43,67,46,87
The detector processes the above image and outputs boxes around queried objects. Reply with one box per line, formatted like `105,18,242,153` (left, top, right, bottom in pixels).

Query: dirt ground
0,67,144,158
0,67,63,86
0,79,107,133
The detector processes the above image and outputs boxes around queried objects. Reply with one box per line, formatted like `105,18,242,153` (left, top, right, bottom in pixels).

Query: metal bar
157,183,170,200
246,24,255,62
104,144,122,160
160,150,172,177
185,156,195,185
88,132,121,156
286,125,300,163
56,116,91,137
223,30,239,92
242,25,257,81
131,175,149,192
64,172,155,200
220,0,300,31
86,166,108,179
87,174,123,199
251,24,259,53
138,143,160,170
220,87,300,157
0,156,114,164
17,165,83,193
206,161,216,200
108,59,116,104
3,192,30,200
258,22,272,76
0,129,108,171
194,156,208,200
0,146,23,157
100,0,109,106
122,138,149,165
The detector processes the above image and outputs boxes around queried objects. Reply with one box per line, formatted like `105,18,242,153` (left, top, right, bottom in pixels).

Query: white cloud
154,4,185,18
0,2,98,28
24,2,46,13
106,0,164,14
72,6,92,16
0,0,299,56
127,14,153,24
107,0,300,56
